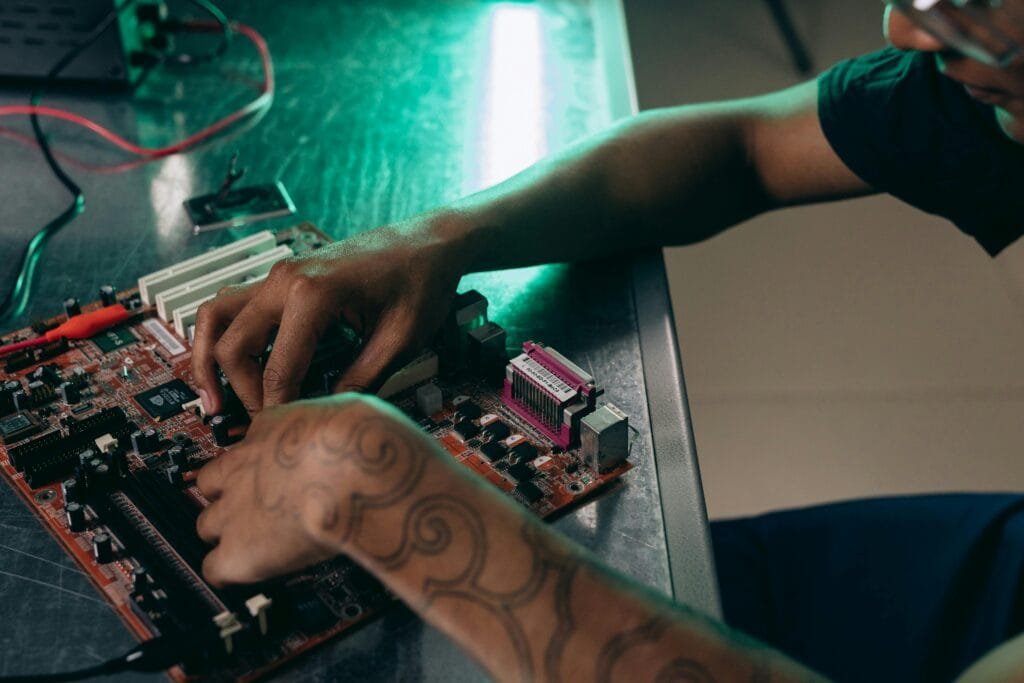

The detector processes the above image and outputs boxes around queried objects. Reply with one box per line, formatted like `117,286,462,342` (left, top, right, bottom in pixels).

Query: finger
262,281,330,407
191,284,257,415
202,545,251,588
214,299,280,414
334,309,414,394
195,452,247,500
202,535,306,587
196,501,226,544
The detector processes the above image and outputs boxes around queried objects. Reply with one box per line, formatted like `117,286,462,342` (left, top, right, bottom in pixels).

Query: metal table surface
0,1,718,680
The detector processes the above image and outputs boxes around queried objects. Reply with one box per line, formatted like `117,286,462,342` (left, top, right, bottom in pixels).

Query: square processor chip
134,379,197,421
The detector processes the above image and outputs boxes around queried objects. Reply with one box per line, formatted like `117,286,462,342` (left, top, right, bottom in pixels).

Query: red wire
0,337,48,356
0,21,273,160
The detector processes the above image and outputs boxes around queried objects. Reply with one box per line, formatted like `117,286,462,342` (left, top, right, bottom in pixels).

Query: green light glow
472,3,549,190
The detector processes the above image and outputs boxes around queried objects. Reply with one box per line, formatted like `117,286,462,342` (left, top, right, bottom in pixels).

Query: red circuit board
0,225,631,681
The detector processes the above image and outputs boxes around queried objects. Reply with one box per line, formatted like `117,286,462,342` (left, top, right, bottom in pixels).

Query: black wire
0,4,135,323
0,0,232,323
160,0,231,65
0,635,182,683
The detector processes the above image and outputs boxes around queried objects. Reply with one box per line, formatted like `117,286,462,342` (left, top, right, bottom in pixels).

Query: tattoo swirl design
317,414,428,542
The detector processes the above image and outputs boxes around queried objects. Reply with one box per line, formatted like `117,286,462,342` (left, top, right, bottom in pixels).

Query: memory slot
118,468,268,623
121,468,208,576
102,490,226,619
138,230,277,306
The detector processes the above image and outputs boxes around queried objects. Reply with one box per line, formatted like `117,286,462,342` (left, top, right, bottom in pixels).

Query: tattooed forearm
258,400,821,683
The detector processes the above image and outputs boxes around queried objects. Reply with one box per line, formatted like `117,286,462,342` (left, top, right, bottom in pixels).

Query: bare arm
196,397,827,682
192,80,871,412
446,79,872,271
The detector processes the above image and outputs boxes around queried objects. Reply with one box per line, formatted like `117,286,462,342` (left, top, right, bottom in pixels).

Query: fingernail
199,388,212,415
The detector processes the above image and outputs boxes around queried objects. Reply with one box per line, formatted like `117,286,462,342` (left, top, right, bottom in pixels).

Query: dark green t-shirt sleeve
818,48,1024,257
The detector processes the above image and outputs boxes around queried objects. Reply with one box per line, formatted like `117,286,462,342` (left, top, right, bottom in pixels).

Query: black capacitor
131,428,159,454
165,464,183,487
92,463,112,491
166,445,186,468
109,448,128,477
132,566,151,592
12,390,29,412
66,502,86,532
78,448,96,466
58,381,80,404
92,532,113,563
99,285,117,307
61,477,79,504
64,297,81,318
210,415,231,447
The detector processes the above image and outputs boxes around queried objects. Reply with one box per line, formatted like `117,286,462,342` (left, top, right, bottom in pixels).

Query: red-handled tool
0,304,130,357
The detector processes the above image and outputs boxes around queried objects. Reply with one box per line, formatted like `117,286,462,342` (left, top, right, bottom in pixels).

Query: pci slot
171,294,215,340
170,273,267,339
155,245,293,322
138,231,277,305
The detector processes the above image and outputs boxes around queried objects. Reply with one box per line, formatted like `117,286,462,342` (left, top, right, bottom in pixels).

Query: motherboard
0,224,632,681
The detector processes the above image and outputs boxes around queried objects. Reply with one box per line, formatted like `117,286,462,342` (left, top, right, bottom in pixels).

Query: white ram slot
156,245,292,321
138,230,277,305
170,273,268,338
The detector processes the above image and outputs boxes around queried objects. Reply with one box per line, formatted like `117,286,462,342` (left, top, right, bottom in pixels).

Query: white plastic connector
245,593,273,635
213,611,243,654
94,433,118,454
155,245,292,322
170,273,268,339
137,230,277,306
171,294,215,340
378,350,439,399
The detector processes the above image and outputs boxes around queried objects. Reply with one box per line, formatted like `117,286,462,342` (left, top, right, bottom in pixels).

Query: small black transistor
509,442,539,463
506,462,535,483
453,420,480,441
480,441,506,462
455,401,482,420
483,420,510,441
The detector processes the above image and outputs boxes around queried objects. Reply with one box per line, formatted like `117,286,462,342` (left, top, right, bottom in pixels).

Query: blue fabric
711,493,1024,682
818,48,1024,257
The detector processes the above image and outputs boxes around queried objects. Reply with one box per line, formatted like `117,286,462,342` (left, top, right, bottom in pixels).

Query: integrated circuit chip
134,379,197,421
455,401,481,420
509,442,538,462
507,462,535,483
480,441,506,462
483,420,510,441
453,420,480,441
515,481,544,503
0,411,41,444
92,325,138,354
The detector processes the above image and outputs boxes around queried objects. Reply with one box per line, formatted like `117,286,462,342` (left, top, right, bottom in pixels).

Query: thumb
334,311,413,394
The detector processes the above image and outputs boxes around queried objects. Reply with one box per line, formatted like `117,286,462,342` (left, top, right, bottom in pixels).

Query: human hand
191,216,470,416
195,393,440,586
